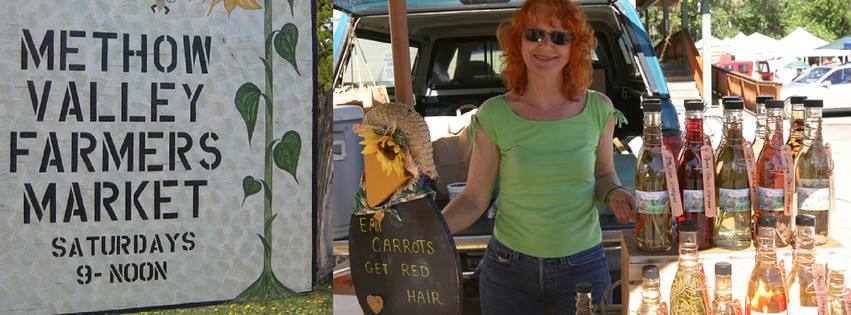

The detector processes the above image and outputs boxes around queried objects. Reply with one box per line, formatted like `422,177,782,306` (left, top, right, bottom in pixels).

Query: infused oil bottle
636,98,672,252
670,221,709,314
638,265,667,315
712,262,738,315
714,98,752,250
787,214,818,314
746,216,789,315
755,99,792,248
678,99,714,249
796,99,833,245
575,282,593,315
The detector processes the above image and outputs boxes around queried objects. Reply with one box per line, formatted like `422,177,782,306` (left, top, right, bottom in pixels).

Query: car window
738,64,748,73
429,38,503,89
825,70,844,84
341,37,418,88
794,67,831,84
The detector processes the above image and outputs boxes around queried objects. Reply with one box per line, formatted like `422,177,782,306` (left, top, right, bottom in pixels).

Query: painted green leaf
286,0,294,16
234,83,262,144
274,23,300,76
273,130,301,183
265,213,279,232
242,176,262,205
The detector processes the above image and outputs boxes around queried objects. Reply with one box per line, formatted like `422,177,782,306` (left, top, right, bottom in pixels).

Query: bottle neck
764,107,784,146
796,227,816,268
576,292,593,313
685,110,704,144
828,268,846,296
679,231,700,270
755,103,767,137
641,278,662,306
805,107,824,145
757,226,778,264
714,274,733,303
723,109,744,144
790,103,806,137
644,112,662,146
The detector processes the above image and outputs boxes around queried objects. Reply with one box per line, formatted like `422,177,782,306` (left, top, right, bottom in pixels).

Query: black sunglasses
523,28,573,45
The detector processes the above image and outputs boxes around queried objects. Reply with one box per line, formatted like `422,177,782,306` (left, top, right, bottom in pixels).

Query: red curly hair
497,0,597,101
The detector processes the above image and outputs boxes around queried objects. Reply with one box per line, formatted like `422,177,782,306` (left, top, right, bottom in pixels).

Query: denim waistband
488,236,604,263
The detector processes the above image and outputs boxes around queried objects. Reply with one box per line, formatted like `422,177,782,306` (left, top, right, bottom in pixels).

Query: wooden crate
620,229,846,314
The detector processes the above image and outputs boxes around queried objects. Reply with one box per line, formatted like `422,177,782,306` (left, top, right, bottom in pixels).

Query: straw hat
361,102,437,179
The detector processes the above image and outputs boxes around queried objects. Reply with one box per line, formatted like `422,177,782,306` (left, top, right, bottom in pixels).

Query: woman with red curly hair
442,0,635,313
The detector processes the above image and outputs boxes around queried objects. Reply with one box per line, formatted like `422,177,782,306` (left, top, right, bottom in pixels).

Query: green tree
780,0,851,41
317,0,333,101
642,0,850,43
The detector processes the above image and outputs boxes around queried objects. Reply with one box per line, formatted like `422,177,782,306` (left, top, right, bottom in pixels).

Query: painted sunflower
358,125,406,177
206,0,262,16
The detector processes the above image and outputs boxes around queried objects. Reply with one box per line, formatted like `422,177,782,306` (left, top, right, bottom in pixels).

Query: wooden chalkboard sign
348,197,462,315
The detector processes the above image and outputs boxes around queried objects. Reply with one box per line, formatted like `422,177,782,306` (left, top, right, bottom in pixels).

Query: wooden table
620,229,846,314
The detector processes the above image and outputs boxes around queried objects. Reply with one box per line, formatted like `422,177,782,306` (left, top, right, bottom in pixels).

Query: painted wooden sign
0,0,314,313
348,197,463,315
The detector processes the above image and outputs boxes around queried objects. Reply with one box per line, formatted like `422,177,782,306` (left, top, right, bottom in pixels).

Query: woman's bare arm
441,119,499,234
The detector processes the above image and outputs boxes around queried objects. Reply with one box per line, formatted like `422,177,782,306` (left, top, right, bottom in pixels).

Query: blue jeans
478,237,612,315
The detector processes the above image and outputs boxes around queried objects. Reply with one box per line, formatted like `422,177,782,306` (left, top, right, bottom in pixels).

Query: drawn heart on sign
366,294,384,314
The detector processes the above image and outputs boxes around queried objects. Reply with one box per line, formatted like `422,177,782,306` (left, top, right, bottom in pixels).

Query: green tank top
470,91,626,258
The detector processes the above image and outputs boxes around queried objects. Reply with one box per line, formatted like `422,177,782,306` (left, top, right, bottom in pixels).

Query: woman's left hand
607,188,635,224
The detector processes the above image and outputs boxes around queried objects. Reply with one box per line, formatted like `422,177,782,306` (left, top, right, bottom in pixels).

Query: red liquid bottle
677,99,714,249
755,99,791,248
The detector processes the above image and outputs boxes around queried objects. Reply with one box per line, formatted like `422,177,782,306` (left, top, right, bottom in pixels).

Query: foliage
317,0,334,98
642,0,851,44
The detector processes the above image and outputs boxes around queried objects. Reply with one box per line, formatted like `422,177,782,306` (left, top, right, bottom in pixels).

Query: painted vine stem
233,0,302,301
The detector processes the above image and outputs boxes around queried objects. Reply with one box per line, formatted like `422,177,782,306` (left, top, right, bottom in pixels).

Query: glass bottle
678,99,714,249
636,98,672,252
828,260,847,315
670,221,709,314
786,96,807,158
576,282,594,315
752,96,773,157
755,99,792,248
638,265,666,315
713,262,737,315
796,99,832,246
716,96,742,151
714,98,752,250
788,214,818,314
746,216,789,314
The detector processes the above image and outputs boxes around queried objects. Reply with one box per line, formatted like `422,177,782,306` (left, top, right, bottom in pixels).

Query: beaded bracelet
604,185,626,205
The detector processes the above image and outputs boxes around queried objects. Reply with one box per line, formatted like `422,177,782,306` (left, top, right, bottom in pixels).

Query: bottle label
798,187,830,211
758,187,785,211
636,190,669,214
844,288,851,315
701,144,717,217
662,147,683,217
719,188,750,212
815,263,828,315
780,145,794,216
684,190,705,213
743,140,759,211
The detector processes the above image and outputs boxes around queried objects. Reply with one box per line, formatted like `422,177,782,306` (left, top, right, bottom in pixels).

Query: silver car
780,63,851,111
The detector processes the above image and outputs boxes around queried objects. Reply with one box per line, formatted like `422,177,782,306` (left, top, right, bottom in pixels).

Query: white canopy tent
778,27,830,57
